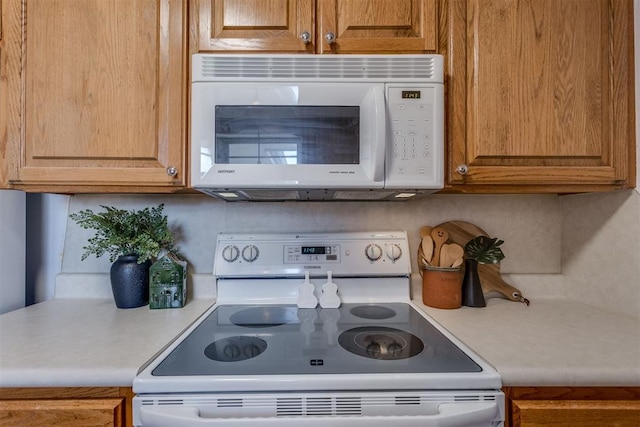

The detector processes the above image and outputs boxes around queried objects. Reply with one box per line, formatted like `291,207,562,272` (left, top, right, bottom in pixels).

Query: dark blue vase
110,255,151,309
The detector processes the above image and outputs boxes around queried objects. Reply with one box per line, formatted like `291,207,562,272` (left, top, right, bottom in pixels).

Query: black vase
110,255,151,309
461,259,486,307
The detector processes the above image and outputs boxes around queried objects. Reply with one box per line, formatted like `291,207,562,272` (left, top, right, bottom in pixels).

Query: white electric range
133,231,504,426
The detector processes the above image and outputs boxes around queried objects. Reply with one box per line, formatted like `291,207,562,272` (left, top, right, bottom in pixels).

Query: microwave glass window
215,106,359,165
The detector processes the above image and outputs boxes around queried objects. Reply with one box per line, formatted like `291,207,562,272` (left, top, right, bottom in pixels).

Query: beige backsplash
60,191,639,318
561,190,640,318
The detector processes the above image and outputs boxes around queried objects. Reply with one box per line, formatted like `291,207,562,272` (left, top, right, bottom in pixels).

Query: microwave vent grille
196,55,443,82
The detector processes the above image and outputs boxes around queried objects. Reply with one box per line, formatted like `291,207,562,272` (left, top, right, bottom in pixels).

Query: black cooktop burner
230,306,298,328
204,336,267,362
338,326,424,360
350,305,396,320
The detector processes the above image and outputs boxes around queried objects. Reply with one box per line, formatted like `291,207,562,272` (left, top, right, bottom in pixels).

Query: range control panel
213,232,411,278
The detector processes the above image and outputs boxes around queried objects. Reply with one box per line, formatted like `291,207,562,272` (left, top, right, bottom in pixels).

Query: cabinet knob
455,164,468,175
299,31,311,44
325,32,336,44
166,166,178,177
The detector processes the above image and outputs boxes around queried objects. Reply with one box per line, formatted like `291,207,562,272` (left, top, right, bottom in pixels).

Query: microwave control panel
386,84,444,189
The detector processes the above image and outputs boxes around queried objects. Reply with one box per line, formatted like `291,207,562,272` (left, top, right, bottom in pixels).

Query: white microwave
191,54,444,201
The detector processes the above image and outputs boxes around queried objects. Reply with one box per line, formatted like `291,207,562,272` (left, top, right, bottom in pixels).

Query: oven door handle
138,401,500,426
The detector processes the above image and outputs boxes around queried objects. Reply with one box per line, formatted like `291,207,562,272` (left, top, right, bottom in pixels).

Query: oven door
134,391,504,426
191,82,386,189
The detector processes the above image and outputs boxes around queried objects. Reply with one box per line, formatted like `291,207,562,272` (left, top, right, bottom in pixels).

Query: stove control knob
365,243,383,261
386,244,403,262
222,245,240,262
242,245,260,262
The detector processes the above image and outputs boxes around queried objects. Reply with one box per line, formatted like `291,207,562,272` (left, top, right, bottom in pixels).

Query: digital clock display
302,246,327,255
402,90,421,99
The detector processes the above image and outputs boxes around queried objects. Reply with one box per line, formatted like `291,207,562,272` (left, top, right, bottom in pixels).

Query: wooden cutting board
433,221,530,305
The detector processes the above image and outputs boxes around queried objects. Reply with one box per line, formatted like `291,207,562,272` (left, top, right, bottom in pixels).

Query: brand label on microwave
218,169,236,174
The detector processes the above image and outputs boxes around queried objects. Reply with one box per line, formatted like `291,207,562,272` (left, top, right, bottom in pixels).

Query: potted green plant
461,235,505,307
69,204,179,308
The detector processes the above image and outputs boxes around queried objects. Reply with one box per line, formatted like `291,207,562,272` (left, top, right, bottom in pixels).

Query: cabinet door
444,0,635,192
0,0,9,188
0,387,134,427
0,398,126,427
317,0,437,53
194,0,315,52
511,399,640,427
4,0,187,192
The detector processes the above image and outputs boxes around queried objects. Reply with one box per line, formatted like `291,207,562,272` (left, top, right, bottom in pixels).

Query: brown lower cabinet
504,387,640,427
0,387,133,427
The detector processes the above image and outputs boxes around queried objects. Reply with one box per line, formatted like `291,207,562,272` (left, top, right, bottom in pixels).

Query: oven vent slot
276,396,362,417
217,398,243,408
197,55,443,82
277,397,303,416
454,394,495,402
156,399,184,406
395,396,421,405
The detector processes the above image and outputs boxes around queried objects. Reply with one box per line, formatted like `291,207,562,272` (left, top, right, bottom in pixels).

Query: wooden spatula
440,243,464,268
421,235,434,266
430,226,449,267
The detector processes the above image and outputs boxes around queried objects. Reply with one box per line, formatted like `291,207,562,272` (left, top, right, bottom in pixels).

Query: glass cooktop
152,303,481,377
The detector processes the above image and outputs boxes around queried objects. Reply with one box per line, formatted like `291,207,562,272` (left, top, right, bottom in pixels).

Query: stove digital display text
302,246,327,255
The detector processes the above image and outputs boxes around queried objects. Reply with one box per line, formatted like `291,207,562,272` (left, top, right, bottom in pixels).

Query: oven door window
214,106,359,165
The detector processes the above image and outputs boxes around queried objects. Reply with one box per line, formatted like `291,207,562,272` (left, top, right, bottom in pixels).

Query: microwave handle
372,85,386,182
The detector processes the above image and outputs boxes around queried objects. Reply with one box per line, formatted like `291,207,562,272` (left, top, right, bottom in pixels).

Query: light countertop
1,277,638,388
0,298,214,387
410,281,640,387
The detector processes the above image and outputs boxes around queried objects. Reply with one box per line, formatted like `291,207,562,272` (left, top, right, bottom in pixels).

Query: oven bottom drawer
133,391,504,426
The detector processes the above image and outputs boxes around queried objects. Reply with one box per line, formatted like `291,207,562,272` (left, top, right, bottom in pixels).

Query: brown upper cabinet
2,0,188,192
2,0,635,194
192,0,438,53
1,0,7,187
442,0,636,193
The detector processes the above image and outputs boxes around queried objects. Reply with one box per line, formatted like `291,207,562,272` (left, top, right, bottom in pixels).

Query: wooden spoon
430,226,449,267
438,243,452,268
419,226,432,238
440,243,464,268
421,235,434,266
451,257,463,268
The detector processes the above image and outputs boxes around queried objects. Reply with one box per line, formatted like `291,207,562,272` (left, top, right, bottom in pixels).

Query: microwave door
192,83,386,189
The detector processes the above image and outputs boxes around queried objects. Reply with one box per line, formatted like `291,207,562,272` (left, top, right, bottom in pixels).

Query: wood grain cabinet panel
0,0,8,188
0,387,133,427
317,0,437,53
3,0,188,192
0,399,125,427
511,399,640,427
193,0,437,53
194,0,315,52
505,387,640,427
443,0,635,192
